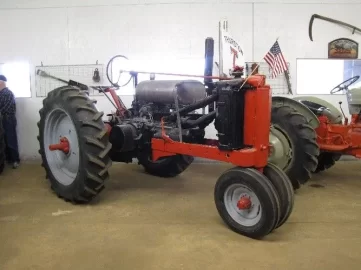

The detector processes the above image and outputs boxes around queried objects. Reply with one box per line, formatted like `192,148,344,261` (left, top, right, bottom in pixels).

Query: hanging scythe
309,14,361,41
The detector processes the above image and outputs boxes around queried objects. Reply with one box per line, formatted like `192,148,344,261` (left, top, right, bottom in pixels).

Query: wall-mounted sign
328,38,358,59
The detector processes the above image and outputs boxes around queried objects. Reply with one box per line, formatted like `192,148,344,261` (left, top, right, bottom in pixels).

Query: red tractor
37,38,295,239
294,75,361,172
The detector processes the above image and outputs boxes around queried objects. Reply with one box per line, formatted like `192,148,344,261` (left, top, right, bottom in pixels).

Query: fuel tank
135,80,206,105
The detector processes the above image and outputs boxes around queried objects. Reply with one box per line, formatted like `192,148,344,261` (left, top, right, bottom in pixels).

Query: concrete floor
0,161,361,270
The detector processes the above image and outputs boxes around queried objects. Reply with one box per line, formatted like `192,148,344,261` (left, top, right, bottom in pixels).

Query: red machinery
297,75,361,171
37,38,294,239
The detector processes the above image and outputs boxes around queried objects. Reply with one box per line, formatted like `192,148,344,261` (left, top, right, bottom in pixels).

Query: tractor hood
347,86,361,115
348,86,361,105
293,96,343,124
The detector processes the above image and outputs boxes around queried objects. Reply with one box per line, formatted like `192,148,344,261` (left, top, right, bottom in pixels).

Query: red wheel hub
237,196,252,210
49,137,70,154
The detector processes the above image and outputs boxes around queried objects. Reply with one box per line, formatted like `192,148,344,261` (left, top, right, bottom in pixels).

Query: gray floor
1,161,361,270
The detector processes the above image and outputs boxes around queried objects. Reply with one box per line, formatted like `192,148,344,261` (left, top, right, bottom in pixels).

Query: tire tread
314,152,340,173
37,86,112,203
271,105,320,189
139,153,194,178
214,167,280,239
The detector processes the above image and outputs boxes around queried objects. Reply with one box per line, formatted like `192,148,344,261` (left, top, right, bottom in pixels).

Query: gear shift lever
339,101,348,125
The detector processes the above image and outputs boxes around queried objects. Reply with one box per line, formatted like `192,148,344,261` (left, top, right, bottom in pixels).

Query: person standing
0,75,20,168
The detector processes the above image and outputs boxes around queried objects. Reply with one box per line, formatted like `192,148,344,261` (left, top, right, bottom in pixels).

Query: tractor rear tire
138,154,194,178
37,86,112,203
314,152,341,173
270,105,320,190
0,113,5,175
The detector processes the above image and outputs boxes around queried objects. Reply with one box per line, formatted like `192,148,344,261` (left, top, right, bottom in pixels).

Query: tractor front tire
214,167,280,239
270,105,320,190
263,163,294,229
37,86,112,203
138,154,194,178
0,113,5,175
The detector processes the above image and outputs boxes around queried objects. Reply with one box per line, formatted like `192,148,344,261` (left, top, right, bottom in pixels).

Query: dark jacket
0,87,16,116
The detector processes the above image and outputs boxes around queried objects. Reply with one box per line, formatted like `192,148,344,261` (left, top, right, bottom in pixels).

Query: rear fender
293,96,343,124
272,96,320,128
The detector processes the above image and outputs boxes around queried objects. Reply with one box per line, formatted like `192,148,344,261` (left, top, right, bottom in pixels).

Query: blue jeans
2,114,20,163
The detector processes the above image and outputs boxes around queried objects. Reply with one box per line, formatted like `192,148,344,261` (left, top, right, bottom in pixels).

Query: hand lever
339,101,348,125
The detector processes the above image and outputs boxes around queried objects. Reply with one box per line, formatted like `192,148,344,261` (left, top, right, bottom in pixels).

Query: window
0,61,31,98
296,59,360,95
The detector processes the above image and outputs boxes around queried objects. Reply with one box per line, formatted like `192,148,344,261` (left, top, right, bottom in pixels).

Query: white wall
0,0,360,160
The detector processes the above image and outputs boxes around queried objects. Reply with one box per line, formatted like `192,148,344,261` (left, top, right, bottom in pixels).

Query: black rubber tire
263,163,294,229
138,154,194,178
314,152,341,173
334,154,342,161
37,86,112,203
271,105,320,189
258,168,282,232
214,167,280,239
0,112,5,175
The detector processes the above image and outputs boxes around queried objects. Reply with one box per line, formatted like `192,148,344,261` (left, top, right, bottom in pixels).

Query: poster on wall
218,20,245,77
221,32,245,74
328,38,358,59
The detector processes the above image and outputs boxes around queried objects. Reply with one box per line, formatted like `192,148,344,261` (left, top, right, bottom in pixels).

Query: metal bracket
218,19,229,78
173,86,183,143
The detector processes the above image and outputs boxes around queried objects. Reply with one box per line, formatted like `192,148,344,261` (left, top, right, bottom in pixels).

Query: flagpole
238,37,279,90
274,37,292,94
273,37,293,94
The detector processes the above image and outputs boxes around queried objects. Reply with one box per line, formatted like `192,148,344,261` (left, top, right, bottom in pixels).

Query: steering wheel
106,54,133,88
330,75,360,94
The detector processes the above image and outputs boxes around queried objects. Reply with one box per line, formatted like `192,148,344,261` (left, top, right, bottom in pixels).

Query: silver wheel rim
269,125,293,170
43,107,80,186
224,184,262,227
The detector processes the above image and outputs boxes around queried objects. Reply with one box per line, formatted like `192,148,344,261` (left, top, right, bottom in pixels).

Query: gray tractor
292,75,361,173
268,97,320,189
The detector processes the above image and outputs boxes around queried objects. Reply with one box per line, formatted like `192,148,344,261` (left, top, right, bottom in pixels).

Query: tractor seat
298,100,327,116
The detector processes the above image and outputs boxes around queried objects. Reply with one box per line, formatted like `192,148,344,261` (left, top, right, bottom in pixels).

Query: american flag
264,41,288,78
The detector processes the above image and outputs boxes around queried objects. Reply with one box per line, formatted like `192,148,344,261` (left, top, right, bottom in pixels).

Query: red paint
49,137,70,154
315,113,361,156
102,87,128,117
151,75,271,169
104,123,112,135
233,66,244,72
237,197,252,210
